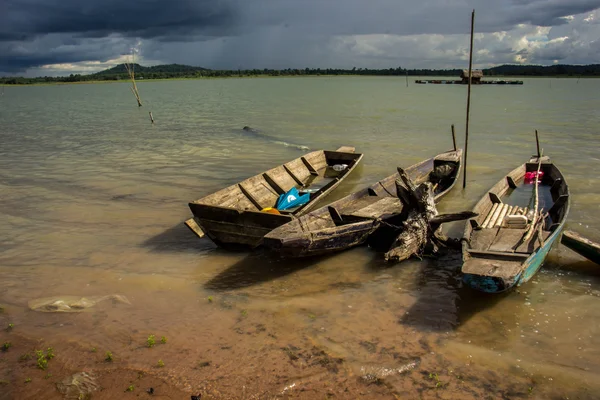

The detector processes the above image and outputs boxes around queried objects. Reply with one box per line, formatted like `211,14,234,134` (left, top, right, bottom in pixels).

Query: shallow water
1,77,600,399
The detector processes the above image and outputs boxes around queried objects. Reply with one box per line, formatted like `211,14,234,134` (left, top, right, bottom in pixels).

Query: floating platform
414,79,523,85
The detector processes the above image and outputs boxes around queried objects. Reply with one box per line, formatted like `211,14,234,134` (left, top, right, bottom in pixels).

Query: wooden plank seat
343,196,404,219
479,201,530,230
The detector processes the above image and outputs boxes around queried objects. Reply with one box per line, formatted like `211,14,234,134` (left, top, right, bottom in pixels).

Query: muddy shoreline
2,250,598,400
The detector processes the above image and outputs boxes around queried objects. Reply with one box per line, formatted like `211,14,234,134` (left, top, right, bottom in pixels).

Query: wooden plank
515,230,551,253
283,164,304,186
468,249,530,258
285,158,312,182
489,228,528,252
184,218,205,238
462,256,524,279
301,156,319,176
263,173,286,195
469,229,500,251
494,204,510,227
328,206,343,224
335,146,355,153
303,151,328,171
487,203,506,229
481,203,499,228
548,194,569,217
348,196,403,219
488,192,502,204
238,183,263,210
507,176,517,189
561,230,600,265
189,203,292,229
551,178,563,196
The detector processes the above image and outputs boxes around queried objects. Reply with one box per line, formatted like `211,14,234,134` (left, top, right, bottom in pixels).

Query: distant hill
2,63,600,84
484,64,600,76
92,63,209,76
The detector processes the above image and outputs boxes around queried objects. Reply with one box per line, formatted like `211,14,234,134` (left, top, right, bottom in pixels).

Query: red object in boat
524,171,544,184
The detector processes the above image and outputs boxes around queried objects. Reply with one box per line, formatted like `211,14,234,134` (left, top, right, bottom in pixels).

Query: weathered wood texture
461,155,570,292
384,170,476,262
561,230,600,265
263,149,463,257
187,148,363,248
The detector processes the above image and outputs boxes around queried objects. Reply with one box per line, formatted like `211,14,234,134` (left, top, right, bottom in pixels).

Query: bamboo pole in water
535,130,541,158
125,61,142,107
451,124,457,151
463,9,475,189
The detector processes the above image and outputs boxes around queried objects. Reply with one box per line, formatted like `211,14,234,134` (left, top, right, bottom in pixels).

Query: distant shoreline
1,74,598,86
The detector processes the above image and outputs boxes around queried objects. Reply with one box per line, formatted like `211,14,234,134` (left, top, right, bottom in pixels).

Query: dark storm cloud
0,0,238,41
1,0,600,73
505,0,600,26
0,0,238,71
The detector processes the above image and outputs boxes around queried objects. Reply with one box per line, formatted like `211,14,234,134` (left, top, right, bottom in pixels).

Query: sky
1,0,600,76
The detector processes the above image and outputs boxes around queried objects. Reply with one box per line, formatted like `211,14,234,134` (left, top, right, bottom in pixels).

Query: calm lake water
1,76,600,399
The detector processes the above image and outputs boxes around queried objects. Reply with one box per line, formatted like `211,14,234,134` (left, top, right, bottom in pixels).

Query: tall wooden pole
406,71,409,87
462,9,475,189
535,129,540,158
451,124,457,151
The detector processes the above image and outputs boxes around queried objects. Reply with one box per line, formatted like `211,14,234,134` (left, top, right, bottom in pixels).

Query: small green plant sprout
240,309,248,318
35,350,48,370
105,351,113,362
91,347,97,353
25,378,32,384
6,323,14,332
160,336,167,344
126,384,135,392
157,359,165,368
46,347,55,359
147,335,156,348
45,373,52,379
207,296,213,303
19,352,31,361
1,342,11,351
308,313,316,320
428,372,445,389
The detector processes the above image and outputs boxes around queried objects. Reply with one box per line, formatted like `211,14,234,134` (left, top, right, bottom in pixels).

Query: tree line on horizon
1,63,599,84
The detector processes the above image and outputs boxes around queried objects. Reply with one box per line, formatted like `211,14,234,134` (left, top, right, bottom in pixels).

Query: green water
1,77,599,398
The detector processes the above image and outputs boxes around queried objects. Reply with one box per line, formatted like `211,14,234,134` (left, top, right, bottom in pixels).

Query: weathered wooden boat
185,146,363,248
262,149,462,257
461,155,570,293
561,230,600,265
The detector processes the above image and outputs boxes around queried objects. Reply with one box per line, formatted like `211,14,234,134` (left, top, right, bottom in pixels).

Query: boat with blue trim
461,155,570,293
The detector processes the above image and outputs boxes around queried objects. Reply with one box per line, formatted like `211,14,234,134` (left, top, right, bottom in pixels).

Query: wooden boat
262,149,462,257
185,146,363,248
561,230,600,265
461,155,570,293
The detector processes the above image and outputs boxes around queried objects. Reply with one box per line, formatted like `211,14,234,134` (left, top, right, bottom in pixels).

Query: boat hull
461,156,570,294
561,230,600,265
264,149,463,257
187,147,363,248
462,223,564,293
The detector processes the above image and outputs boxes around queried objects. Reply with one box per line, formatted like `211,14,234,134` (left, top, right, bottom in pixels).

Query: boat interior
465,158,569,269
191,150,363,216
276,150,462,235
325,151,462,227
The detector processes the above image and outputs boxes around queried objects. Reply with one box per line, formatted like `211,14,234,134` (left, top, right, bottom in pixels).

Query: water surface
1,77,599,399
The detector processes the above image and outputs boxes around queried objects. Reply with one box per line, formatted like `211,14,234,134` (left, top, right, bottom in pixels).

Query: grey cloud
1,0,600,74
